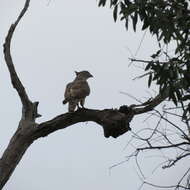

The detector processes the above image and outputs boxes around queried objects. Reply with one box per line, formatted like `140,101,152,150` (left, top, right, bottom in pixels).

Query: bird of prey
62,71,93,112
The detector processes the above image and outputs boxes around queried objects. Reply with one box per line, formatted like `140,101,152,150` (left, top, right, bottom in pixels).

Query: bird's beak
90,74,93,78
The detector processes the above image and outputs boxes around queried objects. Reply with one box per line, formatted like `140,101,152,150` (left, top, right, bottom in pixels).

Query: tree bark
0,121,35,189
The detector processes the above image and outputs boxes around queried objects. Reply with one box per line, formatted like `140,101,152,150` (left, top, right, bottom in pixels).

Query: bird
62,70,93,112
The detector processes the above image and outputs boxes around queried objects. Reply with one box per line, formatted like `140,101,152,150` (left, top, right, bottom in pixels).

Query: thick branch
33,108,133,139
0,120,35,189
3,0,32,117
133,90,169,114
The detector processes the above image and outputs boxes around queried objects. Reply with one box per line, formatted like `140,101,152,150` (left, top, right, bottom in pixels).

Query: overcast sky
0,0,188,189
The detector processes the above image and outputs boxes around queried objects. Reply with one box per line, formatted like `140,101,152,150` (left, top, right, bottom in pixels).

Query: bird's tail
62,99,68,104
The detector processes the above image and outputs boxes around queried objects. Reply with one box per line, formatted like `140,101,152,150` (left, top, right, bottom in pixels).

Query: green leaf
142,18,149,30
98,0,107,7
145,62,152,71
124,0,132,6
125,18,129,30
132,12,138,32
169,86,178,106
172,93,178,106
148,73,152,87
110,0,118,6
113,4,118,22
176,89,182,101
139,8,146,21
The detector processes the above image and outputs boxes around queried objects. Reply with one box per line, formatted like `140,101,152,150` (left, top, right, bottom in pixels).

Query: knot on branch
32,102,42,119
22,101,42,120
101,106,132,138
119,105,133,114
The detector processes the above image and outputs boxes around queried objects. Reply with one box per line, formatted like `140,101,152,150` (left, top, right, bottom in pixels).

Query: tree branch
163,153,190,169
3,0,34,119
132,79,185,115
132,91,169,114
33,108,133,139
129,58,169,65
137,142,190,151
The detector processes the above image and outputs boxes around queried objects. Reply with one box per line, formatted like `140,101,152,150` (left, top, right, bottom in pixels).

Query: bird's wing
64,82,73,100
70,81,90,99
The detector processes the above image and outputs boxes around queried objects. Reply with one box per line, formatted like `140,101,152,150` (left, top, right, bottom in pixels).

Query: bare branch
3,0,32,118
133,91,169,114
142,181,186,189
163,153,190,169
129,58,169,65
33,108,133,139
137,142,190,151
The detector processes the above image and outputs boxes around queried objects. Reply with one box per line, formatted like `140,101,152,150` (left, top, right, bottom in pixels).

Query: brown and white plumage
63,71,93,112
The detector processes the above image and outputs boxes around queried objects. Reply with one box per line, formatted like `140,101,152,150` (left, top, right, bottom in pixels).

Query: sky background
0,0,188,189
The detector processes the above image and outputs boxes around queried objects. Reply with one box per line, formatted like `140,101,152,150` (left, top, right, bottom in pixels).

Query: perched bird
63,71,93,112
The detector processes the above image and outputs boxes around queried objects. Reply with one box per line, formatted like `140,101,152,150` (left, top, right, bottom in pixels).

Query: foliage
98,0,190,189
99,0,190,106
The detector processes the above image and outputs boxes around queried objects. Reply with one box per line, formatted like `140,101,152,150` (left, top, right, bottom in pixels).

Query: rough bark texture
0,0,170,189
34,107,133,139
0,121,36,189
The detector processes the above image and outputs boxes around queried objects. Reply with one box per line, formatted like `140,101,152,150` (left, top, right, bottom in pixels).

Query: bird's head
75,70,93,80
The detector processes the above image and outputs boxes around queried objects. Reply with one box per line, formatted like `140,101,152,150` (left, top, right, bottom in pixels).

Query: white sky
0,0,188,189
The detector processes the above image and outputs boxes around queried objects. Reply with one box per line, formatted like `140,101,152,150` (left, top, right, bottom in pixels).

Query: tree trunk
0,120,35,189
